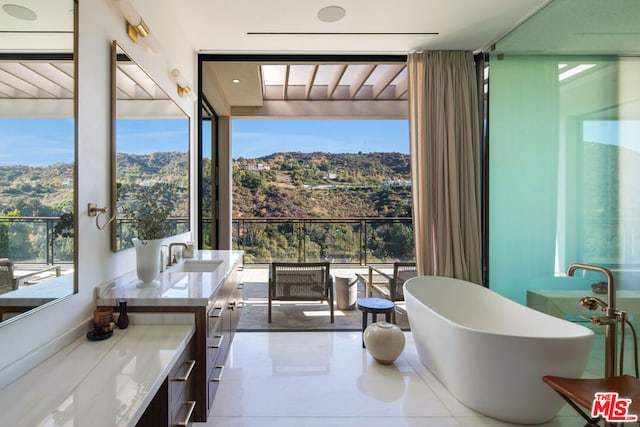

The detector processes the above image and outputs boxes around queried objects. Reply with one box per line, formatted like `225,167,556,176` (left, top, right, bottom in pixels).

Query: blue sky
231,119,410,159
116,118,189,154
0,117,189,167
5,117,640,167
0,118,74,166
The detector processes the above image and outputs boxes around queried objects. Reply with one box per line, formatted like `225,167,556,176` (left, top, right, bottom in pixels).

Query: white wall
0,0,196,374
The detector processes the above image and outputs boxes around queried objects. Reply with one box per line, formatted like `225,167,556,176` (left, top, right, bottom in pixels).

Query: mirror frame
109,41,191,252
0,0,78,327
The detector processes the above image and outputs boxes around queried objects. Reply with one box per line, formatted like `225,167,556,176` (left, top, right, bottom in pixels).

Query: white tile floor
194,331,585,426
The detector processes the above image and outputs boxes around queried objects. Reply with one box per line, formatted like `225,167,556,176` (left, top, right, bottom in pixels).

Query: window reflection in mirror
111,42,190,251
0,0,76,324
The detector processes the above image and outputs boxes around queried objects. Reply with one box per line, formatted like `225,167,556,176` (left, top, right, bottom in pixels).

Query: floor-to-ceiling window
230,118,412,264
198,54,409,254
199,103,217,249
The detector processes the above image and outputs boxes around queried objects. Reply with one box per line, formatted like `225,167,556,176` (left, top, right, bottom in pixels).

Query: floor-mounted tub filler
404,276,594,424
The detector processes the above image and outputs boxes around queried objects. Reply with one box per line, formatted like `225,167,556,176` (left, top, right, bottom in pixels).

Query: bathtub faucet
568,263,617,378
579,296,608,312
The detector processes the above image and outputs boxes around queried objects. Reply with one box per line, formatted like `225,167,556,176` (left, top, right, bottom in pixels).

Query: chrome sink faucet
167,243,188,267
568,263,617,377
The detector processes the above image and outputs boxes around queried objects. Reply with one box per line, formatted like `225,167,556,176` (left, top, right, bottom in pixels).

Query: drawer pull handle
174,400,196,426
211,365,225,382
208,334,224,349
172,360,196,382
209,306,223,318
237,283,244,289
228,301,236,310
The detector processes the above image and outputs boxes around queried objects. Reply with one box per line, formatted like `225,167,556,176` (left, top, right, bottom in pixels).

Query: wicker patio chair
0,258,17,295
368,261,417,301
269,262,334,323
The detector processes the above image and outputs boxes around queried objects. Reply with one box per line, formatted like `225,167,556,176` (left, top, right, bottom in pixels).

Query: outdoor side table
356,297,395,348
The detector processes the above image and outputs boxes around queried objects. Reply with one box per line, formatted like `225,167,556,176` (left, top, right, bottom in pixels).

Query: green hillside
0,163,74,216
232,151,412,219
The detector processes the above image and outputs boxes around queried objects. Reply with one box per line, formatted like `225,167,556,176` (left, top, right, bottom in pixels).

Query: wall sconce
111,0,159,52
88,203,116,231
170,68,192,97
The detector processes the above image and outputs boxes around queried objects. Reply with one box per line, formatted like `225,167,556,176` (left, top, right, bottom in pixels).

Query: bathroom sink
174,259,222,273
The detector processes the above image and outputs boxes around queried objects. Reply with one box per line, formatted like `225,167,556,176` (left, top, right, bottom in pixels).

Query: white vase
132,238,162,286
363,321,405,365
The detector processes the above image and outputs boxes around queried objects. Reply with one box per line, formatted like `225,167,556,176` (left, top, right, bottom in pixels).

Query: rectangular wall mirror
110,41,190,252
0,0,77,325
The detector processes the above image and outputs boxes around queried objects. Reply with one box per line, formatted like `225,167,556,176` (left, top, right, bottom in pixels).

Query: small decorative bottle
117,300,129,329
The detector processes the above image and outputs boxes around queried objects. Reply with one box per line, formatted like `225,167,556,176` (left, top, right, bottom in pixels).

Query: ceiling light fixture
111,0,159,52
317,6,346,23
232,79,241,84
170,69,192,97
2,4,37,21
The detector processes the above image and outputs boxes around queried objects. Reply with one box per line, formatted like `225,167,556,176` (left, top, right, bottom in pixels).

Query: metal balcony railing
0,216,72,265
115,217,190,250
0,216,191,262
231,217,415,264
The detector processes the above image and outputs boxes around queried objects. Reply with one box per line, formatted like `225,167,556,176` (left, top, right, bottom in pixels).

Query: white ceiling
189,0,555,117
188,0,638,116
0,1,73,117
177,0,549,54
0,0,73,52
2,0,640,119
188,0,554,117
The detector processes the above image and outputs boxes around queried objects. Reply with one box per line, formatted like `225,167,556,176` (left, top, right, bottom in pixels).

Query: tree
239,170,265,190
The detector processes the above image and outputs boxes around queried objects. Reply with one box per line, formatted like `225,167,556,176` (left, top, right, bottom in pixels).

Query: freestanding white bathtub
404,276,594,424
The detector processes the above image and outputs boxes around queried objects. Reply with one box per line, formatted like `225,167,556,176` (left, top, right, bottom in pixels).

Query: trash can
335,276,357,310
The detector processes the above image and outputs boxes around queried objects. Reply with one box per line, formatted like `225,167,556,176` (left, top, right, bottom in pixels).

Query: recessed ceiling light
2,4,37,21
232,79,241,84
317,6,345,23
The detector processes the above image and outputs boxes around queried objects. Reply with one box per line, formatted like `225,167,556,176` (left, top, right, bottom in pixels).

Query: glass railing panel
115,217,189,250
232,217,414,264
0,217,73,264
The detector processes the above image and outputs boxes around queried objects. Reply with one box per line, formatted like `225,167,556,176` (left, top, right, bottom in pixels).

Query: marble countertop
0,273,74,305
0,324,194,427
96,250,243,307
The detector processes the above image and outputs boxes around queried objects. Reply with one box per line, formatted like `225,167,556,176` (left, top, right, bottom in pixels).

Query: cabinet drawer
207,303,224,337
168,337,195,407
207,364,225,408
171,400,196,427
169,358,196,408
206,334,224,375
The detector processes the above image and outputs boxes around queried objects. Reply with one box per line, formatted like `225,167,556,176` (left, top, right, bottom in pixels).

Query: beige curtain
408,51,482,284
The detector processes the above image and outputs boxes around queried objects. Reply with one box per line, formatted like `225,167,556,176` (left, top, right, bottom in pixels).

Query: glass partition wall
489,55,640,295
488,55,640,377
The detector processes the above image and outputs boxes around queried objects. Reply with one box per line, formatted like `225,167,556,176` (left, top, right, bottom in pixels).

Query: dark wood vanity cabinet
206,267,242,409
114,262,243,424
137,336,196,427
